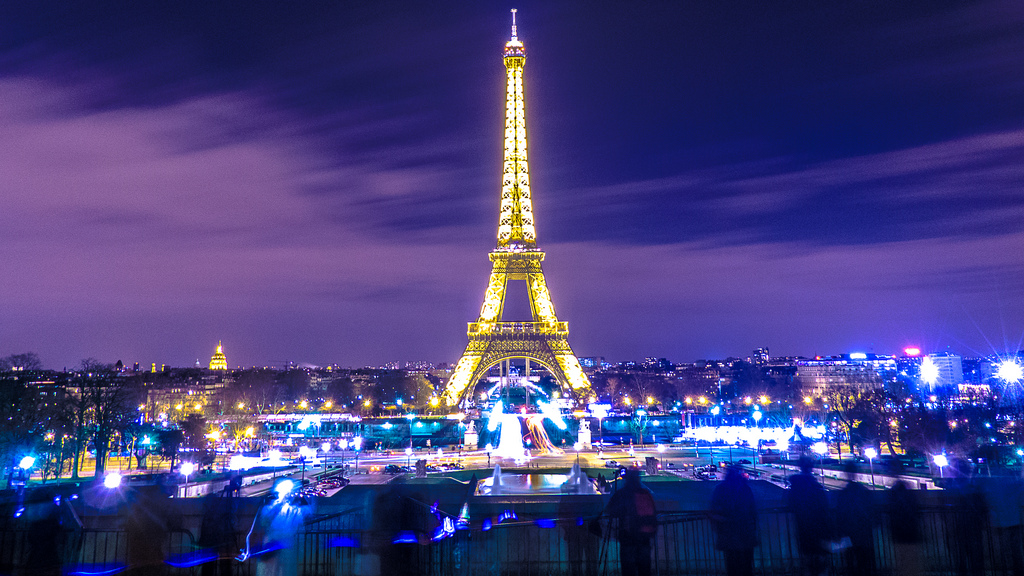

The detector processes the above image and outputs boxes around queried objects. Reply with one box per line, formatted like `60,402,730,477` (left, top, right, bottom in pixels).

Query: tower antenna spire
510,8,518,40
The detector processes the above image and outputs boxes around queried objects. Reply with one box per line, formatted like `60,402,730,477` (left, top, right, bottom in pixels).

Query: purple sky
2,2,1023,369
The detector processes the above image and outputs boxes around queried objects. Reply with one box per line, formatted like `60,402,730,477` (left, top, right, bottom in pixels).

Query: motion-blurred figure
946,461,986,576
124,486,169,576
710,466,758,576
788,456,831,576
23,487,63,576
559,495,603,576
250,480,308,576
370,477,429,576
199,491,237,576
888,476,923,576
605,468,657,576
836,462,877,576
984,474,1024,576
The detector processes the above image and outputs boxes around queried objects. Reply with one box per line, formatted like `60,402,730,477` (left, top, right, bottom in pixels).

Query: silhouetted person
946,462,986,576
888,477,923,576
605,468,657,576
788,456,831,576
984,474,1024,576
836,462,877,576
251,484,308,576
198,492,237,576
710,465,758,576
125,486,169,576
23,488,62,576
560,495,603,576
371,477,428,576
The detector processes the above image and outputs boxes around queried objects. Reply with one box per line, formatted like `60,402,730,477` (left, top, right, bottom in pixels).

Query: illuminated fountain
485,399,568,462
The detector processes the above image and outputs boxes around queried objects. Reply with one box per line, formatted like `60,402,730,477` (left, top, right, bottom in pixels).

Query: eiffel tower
442,10,594,408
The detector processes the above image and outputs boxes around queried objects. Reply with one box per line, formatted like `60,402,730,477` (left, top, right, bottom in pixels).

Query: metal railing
2,506,1021,575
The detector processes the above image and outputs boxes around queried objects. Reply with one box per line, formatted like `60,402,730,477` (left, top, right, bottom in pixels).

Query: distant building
753,347,770,366
796,354,891,397
921,353,963,389
209,341,228,371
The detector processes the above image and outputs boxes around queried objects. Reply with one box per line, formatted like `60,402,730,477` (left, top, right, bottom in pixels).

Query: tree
75,360,143,477
0,352,42,371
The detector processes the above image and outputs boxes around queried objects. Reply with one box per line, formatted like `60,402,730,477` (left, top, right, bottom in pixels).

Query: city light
18,456,35,470
812,442,828,456
997,359,1024,384
864,447,877,460
921,356,939,387
103,472,122,489
180,462,195,477
904,347,921,356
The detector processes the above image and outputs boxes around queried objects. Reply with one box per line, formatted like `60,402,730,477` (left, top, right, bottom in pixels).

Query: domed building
209,341,228,371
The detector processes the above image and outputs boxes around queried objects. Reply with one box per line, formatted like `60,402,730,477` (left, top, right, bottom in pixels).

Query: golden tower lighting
209,341,228,371
441,10,593,407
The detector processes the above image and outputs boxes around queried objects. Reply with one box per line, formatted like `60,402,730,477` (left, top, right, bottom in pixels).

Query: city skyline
2,2,1023,369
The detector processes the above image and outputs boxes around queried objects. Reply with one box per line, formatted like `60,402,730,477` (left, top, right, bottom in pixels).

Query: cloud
546,129,1024,248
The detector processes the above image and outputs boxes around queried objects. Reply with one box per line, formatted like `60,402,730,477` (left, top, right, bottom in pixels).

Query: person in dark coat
710,465,758,576
788,456,831,576
888,478,923,576
836,462,877,576
24,488,63,576
605,468,657,576
198,492,237,576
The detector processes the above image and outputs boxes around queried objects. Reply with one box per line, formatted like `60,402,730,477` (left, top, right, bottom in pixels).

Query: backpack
632,490,657,535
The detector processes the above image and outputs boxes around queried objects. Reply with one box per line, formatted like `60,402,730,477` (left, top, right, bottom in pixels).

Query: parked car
603,460,620,468
383,464,405,475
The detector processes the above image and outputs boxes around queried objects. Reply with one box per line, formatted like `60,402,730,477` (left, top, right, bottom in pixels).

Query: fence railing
1,507,1021,576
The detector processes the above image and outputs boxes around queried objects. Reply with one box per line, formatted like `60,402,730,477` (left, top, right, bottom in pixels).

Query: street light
813,442,828,480
864,447,877,488
180,462,195,497
574,441,582,465
103,471,122,489
405,446,413,468
933,453,949,479
322,442,331,471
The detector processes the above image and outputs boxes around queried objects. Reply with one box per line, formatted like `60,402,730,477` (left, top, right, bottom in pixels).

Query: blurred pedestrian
710,465,758,576
371,477,429,576
605,468,657,576
888,476,923,576
788,456,831,576
983,474,1024,576
124,486,169,576
560,495,603,576
23,487,63,576
198,492,237,576
946,461,986,576
836,462,877,576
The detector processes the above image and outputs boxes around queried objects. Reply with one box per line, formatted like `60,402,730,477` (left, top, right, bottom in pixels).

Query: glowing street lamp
573,441,582,465
322,442,332,470
752,410,763,428
933,453,949,479
921,356,940,388
405,446,413,468
997,359,1024,384
813,442,828,479
864,447,877,488
103,472,122,489
18,456,36,471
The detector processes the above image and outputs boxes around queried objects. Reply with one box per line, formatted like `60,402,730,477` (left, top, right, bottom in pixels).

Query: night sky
2,2,1023,369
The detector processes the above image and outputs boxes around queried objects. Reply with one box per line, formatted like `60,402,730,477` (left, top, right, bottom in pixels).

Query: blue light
328,536,361,548
392,530,418,544
165,550,218,568
535,519,556,529
482,518,492,531
498,509,518,523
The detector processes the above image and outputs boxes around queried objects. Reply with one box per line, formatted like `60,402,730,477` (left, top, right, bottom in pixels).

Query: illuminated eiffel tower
442,10,593,408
